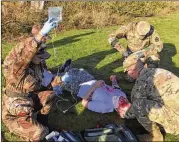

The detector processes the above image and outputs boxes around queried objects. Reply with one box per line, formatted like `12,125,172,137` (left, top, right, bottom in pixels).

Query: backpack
58,131,84,141
45,130,84,142
83,124,138,142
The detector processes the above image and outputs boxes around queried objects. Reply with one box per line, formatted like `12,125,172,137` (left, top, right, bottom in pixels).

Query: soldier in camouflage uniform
2,18,62,141
116,55,179,141
108,21,163,69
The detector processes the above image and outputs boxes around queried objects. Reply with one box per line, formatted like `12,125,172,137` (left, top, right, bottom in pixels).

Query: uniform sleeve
109,25,128,39
124,82,148,119
126,98,160,132
3,37,39,77
108,24,131,54
88,101,113,114
149,30,163,53
124,106,136,119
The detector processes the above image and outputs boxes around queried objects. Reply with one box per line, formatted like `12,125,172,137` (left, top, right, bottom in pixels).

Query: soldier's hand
108,37,116,45
94,80,105,88
108,36,119,48
40,18,57,36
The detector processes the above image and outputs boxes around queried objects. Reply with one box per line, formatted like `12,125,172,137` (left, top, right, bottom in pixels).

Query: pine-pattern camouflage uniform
2,37,56,141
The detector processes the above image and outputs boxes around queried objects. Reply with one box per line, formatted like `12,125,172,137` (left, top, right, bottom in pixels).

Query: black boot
59,59,72,72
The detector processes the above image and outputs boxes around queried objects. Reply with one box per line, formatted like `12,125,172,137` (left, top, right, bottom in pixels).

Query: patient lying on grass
53,66,130,114
78,76,131,114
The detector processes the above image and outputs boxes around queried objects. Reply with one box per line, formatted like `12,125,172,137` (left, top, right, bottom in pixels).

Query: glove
108,37,116,44
61,72,72,84
40,18,57,36
108,37,119,48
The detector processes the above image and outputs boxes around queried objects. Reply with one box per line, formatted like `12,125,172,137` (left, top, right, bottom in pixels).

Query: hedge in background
2,1,179,41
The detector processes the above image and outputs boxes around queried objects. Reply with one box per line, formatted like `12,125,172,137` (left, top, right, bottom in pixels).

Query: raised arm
3,18,57,78
3,34,43,77
108,23,131,54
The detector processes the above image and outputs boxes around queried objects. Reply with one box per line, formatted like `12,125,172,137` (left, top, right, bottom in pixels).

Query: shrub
2,1,179,41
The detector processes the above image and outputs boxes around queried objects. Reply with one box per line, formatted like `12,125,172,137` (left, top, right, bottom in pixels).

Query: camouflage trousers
2,90,56,141
130,98,179,135
123,49,160,69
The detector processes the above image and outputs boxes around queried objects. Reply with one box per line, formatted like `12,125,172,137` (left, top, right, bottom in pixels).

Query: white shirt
77,80,127,113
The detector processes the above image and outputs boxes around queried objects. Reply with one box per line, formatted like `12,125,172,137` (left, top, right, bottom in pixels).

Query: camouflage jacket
124,68,179,133
3,37,45,94
109,22,163,54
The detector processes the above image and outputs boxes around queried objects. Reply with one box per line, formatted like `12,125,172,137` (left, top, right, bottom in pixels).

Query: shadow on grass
160,43,179,76
48,49,128,132
48,44,179,141
49,49,134,95
47,32,95,49
49,94,123,132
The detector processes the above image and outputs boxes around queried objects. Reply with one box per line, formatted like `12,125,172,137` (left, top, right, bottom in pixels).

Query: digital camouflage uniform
124,68,179,135
108,21,163,68
2,37,57,141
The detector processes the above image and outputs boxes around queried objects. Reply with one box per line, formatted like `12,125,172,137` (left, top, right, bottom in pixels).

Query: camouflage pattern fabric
3,37,44,94
123,49,160,71
2,37,57,141
2,90,56,141
60,68,95,94
124,68,179,135
108,21,163,70
109,21,163,54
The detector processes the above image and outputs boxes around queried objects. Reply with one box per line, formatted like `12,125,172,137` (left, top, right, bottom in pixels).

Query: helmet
136,21,151,36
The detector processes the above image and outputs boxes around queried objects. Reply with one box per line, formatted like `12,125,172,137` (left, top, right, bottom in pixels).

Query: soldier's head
123,55,144,79
136,21,154,39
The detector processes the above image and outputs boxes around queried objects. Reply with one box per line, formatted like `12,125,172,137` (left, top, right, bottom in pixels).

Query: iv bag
48,7,62,23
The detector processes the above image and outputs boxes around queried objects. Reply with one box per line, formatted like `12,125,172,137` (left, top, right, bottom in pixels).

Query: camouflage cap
136,21,151,36
123,53,139,72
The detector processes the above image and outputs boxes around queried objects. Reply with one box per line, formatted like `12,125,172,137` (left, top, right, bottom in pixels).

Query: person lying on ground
54,66,130,114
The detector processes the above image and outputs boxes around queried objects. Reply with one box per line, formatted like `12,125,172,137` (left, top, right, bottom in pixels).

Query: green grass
2,13,179,141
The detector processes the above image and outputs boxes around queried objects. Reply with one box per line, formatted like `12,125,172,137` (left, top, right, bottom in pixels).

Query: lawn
2,13,179,141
